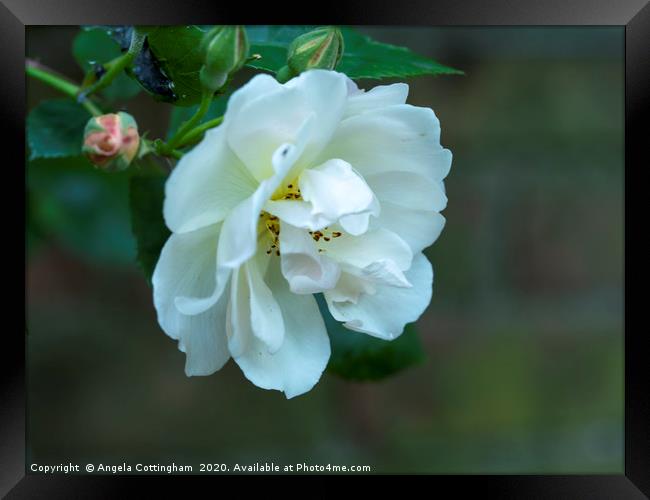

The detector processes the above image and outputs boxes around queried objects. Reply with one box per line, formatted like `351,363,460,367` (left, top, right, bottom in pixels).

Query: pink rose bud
82,112,140,172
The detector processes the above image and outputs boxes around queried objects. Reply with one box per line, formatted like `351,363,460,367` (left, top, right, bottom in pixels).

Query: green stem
153,113,223,158
27,58,184,163
167,149,183,160
25,55,184,160
26,62,102,116
166,90,214,150
145,139,184,160
177,115,224,147
78,29,146,100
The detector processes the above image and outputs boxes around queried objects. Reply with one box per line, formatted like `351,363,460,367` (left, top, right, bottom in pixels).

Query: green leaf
129,164,170,282
247,26,463,79
27,155,136,264
86,25,200,105
316,294,426,380
73,28,142,102
141,26,208,107
27,99,90,160
104,25,459,106
338,28,463,79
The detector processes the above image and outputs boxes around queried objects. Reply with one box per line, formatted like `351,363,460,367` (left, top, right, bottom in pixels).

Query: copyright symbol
85,464,94,472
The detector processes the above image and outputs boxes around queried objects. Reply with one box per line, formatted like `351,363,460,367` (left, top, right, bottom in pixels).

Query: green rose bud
82,112,140,172
277,27,344,83
200,26,249,93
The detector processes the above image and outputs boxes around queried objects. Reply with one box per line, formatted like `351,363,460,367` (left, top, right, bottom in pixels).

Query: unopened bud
82,112,140,172
277,27,344,83
200,26,249,92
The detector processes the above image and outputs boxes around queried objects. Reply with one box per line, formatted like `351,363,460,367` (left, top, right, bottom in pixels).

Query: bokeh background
26,27,624,473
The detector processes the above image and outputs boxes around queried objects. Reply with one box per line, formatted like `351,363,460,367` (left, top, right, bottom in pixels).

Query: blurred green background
26,27,623,473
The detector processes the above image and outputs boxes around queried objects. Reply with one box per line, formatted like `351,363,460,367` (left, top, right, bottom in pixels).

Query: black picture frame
5,0,646,496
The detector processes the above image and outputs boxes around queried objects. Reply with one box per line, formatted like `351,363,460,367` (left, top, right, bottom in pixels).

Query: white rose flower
152,69,452,398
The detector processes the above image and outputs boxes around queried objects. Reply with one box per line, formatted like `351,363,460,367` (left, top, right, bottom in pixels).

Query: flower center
258,181,303,256
309,227,343,253
273,182,302,201
259,211,280,256
259,182,346,257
